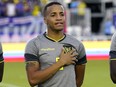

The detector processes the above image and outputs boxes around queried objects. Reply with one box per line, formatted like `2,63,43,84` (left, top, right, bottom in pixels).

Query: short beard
48,26,63,32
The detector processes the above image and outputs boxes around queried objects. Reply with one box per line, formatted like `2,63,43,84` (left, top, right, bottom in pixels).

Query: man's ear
44,17,47,24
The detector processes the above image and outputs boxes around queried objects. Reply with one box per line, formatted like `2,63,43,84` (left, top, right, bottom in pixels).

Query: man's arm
25,49,78,87
109,50,116,83
75,64,86,87
0,61,4,82
26,60,65,86
110,59,116,83
0,52,4,82
109,32,116,83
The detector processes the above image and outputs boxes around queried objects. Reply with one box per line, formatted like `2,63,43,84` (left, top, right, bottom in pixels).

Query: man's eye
51,14,55,17
61,14,64,16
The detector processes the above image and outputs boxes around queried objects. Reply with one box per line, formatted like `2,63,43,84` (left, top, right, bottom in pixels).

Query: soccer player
24,2,87,87
0,42,4,82
109,32,116,83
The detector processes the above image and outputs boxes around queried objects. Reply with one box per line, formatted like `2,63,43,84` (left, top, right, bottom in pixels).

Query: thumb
61,48,65,55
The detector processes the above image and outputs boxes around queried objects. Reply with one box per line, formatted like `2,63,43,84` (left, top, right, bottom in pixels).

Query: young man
0,42,4,82
109,32,116,83
24,2,87,87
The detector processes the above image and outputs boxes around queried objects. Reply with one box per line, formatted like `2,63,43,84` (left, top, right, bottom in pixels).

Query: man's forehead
47,4,64,13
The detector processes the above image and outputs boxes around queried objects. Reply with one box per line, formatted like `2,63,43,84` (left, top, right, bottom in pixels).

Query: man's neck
46,31,65,42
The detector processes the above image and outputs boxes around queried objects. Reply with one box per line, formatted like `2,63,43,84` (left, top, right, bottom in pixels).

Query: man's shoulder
111,32,116,41
66,34,81,43
26,34,43,45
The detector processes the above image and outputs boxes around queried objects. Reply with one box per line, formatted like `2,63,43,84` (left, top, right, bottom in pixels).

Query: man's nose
56,15,62,20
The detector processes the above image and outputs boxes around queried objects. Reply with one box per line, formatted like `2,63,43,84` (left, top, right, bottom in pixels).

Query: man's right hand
59,48,78,66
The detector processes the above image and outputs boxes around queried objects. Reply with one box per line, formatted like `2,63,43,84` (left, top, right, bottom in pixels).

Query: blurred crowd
0,0,28,17
0,0,115,42
0,0,47,43
66,0,116,41
0,0,43,17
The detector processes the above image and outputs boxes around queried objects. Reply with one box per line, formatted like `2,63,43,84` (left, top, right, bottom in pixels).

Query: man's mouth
55,22,63,26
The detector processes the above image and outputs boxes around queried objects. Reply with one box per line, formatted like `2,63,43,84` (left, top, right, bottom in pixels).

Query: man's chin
56,27,64,31
56,28,63,31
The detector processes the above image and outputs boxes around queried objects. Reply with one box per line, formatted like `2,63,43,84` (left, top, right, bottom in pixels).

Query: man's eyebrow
50,12,56,14
50,11,64,14
60,12,64,14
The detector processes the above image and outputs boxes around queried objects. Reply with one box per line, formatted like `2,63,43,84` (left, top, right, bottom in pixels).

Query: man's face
44,5,65,31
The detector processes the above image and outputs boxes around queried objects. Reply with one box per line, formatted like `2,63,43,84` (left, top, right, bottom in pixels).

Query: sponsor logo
40,48,55,51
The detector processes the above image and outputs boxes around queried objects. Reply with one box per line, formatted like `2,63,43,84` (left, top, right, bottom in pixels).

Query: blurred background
0,0,115,42
1,0,116,87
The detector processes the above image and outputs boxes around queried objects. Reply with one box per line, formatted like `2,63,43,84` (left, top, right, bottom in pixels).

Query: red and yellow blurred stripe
2,41,111,62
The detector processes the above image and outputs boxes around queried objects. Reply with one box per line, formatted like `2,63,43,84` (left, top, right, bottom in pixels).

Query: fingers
71,61,76,65
62,48,78,59
69,49,77,54
70,50,78,64
60,48,78,65
69,49,78,57
72,57,78,61
71,52,78,58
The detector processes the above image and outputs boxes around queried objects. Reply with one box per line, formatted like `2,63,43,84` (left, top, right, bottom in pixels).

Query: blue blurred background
0,0,115,42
